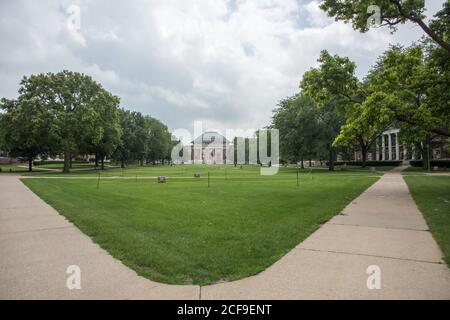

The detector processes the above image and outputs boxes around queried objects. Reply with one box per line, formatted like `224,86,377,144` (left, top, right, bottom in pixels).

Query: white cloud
0,0,445,133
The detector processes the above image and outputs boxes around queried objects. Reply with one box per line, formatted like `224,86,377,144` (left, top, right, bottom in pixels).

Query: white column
388,134,392,161
395,133,400,160
381,135,385,160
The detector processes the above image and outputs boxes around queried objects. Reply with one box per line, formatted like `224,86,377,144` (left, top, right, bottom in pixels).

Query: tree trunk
300,156,304,169
140,159,144,166
95,153,99,167
361,145,368,168
101,156,104,170
309,158,312,167
69,154,73,169
328,148,335,171
63,145,70,173
422,138,431,171
28,157,32,172
121,159,125,169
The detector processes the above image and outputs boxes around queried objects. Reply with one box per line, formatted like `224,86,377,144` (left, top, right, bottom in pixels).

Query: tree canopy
320,0,450,52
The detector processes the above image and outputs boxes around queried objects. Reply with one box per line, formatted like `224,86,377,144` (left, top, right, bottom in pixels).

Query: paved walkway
1,167,449,299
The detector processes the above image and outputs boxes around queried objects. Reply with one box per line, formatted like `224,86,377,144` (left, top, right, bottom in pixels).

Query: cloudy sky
0,0,445,135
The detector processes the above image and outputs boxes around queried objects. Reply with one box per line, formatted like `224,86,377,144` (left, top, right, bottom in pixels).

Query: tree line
0,71,173,172
271,0,449,170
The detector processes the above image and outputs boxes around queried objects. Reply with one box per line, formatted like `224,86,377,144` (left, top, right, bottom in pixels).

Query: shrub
330,161,402,167
409,160,450,168
33,160,89,166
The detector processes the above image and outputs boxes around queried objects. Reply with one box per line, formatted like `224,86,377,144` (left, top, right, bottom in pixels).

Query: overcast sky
0,0,445,135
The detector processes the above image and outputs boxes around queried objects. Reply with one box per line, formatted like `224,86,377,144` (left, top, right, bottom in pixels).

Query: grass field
34,162,97,170
0,164,30,173
404,175,450,266
21,164,380,285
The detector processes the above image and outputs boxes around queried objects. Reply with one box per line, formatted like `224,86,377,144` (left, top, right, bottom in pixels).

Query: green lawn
403,166,449,174
0,164,29,173
21,164,379,285
34,162,96,170
404,175,450,266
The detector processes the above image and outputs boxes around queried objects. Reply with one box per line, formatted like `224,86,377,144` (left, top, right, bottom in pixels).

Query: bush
33,160,89,166
409,160,450,168
330,161,402,167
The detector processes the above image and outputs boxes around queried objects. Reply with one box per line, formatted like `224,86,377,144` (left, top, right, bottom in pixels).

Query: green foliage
271,94,320,164
300,50,359,111
145,116,172,163
0,98,59,171
319,0,450,52
1,70,172,172
112,110,172,166
300,50,382,166
320,0,425,32
365,44,449,141
409,160,450,168
16,70,122,172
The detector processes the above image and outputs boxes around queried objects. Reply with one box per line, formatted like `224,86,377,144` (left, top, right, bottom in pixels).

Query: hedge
330,161,402,167
409,160,450,168
33,160,89,166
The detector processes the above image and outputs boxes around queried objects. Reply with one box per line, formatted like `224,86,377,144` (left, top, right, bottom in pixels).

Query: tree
112,109,149,167
365,44,449,136
316,101,346,171
300,50,384,167
18,71,115,173
271,94,320,167
145,116,172,165
81,91,122,170
0,98,58,171
319,0,450,53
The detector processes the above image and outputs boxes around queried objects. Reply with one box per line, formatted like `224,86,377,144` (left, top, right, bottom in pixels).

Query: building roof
191,131,229,145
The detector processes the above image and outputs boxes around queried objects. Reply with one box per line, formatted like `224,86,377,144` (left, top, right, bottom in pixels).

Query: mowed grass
0,164,30,173
22,165,379,285
404,175,450,266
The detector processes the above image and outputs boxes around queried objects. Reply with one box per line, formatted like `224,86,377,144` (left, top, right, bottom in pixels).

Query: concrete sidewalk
0,174,199,299
1,168,449,299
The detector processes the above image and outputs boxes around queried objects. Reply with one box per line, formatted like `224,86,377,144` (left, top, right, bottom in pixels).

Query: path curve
1,167,449,299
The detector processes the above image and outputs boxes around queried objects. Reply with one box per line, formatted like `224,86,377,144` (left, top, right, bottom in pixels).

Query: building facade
189,131,230,164
354,127,450,161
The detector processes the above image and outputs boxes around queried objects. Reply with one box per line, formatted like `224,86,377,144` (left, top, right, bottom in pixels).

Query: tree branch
389,0,450,53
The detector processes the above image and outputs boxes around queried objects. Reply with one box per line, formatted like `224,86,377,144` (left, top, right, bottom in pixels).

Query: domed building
189,131,230,164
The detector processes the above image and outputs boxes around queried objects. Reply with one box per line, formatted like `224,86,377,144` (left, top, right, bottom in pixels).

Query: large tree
145,116,172,165
112,109,148,167
18,71,117,173
300,50,385,167
271,94,321,167
319,0,450,53
0,98,58,171
81,91,122,170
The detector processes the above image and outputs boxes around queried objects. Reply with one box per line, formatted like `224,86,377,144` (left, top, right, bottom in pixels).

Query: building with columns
189,131,230,164
354,127,450,162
